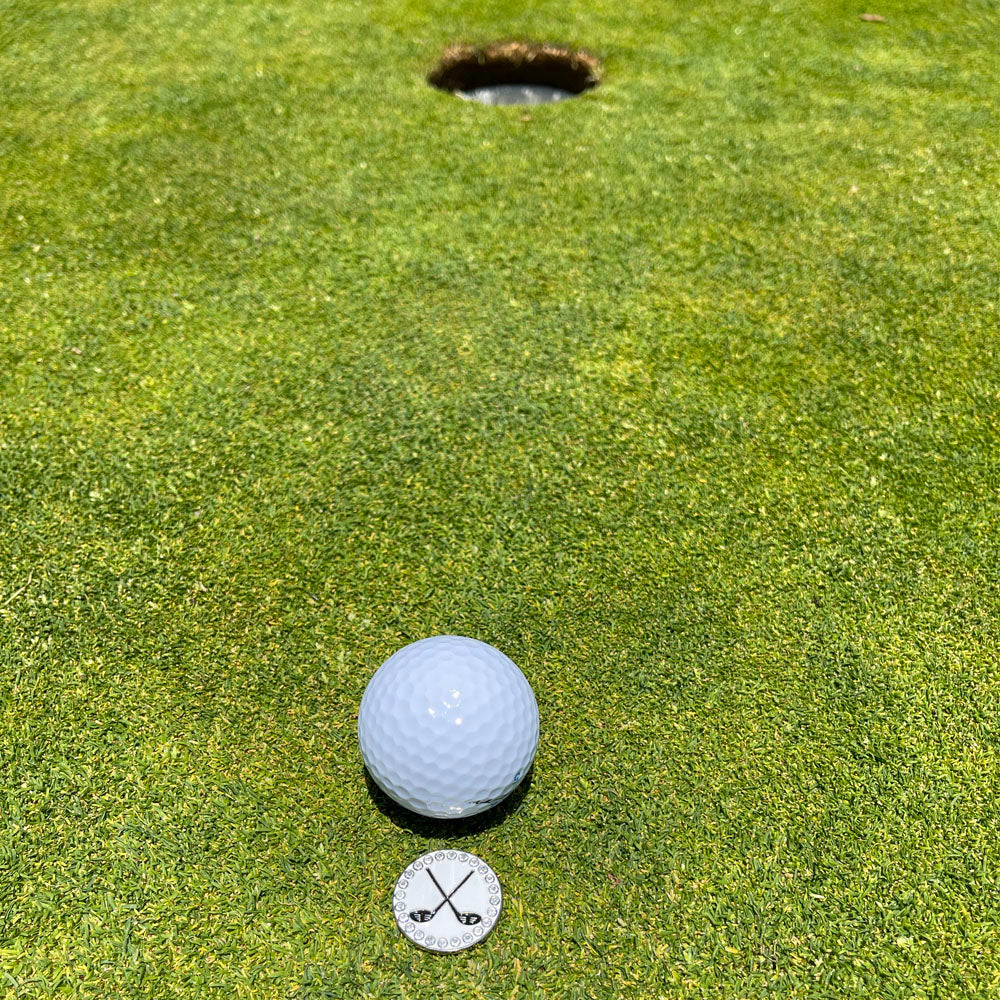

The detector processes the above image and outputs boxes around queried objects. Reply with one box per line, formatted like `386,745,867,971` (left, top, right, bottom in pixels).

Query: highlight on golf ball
358,635,539,819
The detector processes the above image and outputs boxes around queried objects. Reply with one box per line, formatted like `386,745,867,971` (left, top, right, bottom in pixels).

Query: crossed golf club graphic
408,867,483,926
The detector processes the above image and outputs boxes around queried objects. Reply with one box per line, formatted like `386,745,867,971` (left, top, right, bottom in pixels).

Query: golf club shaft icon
408,868,482,926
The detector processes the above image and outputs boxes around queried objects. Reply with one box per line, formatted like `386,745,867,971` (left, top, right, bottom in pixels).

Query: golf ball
358,635,539,819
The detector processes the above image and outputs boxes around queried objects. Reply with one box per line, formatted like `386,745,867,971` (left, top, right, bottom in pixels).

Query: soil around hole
428,41,601,99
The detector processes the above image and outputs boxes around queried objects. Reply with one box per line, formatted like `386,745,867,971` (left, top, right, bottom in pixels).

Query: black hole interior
428,42,601,96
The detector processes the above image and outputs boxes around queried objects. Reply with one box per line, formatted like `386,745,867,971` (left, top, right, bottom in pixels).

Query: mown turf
1,0,998,996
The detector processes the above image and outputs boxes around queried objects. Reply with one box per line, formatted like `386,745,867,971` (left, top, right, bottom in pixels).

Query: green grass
2,0,998,996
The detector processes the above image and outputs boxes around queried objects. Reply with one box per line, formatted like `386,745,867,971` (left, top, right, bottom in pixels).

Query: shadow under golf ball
363,765,535,837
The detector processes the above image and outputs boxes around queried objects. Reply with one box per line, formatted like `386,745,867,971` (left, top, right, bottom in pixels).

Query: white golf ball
358,635,539,819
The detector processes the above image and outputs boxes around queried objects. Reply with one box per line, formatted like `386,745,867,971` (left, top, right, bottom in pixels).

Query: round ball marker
393,851,502,952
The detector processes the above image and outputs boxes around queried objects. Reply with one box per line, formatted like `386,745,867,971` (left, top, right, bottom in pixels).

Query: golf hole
428,42,601,106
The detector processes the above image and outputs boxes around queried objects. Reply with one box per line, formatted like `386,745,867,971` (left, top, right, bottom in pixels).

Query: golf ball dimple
358,635,539,819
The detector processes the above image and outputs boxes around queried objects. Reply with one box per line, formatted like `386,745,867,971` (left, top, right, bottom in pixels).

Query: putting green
1,1,997,997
